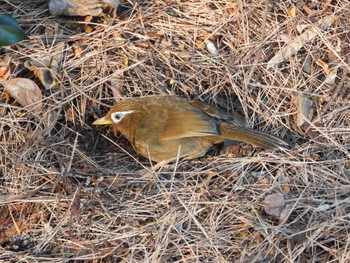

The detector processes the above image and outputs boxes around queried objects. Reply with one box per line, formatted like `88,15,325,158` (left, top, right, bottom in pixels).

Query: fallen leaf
72,44,83,58
302,5,314,15
258,178,270,185
305,121,322,140
196,40,205,49
205,39,219,58
279,204,293,223
283,184,291,195
316,58,330,75
295,93,314,127
0,66,10,81
227,7,235,14
310,153,320,160
267,15,335,68
0,206,33,243
345,161,350,169
24,59,58,90
123,57,129,67
109,75,124,102
161,38,172,47
252,231,263,243
325,68,338,85
24,42,63,89
203,32,217,41
289,7,296,17
0,54,11,81
2,78,42,114
324,39,341,84
85,25,93,33
44,222,54,233
301,55,313,74
263,193,285,217
113,32,127,45
178,43,185,50
134,42,150,48
84,15,93,22
66,107,75,122
49,0,120,16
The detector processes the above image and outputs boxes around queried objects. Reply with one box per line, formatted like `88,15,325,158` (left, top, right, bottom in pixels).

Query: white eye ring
110,110,134,123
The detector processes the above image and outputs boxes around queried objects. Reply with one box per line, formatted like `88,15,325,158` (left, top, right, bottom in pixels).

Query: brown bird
93,95,289,162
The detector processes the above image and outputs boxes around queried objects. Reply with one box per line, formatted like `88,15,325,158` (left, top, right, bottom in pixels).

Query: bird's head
92,100,140,137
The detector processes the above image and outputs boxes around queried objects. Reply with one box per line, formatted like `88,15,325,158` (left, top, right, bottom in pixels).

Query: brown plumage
93,95,290,162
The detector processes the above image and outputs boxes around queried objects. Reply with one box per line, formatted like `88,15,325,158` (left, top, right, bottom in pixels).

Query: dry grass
1,0,350,262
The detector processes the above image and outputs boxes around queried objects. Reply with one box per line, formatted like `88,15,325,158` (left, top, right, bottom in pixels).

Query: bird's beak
92,116,113,125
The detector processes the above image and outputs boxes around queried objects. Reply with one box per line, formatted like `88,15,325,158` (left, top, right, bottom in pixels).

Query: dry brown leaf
295,93,314,127
84,15,93,22
295,94,322,139
316,59,330,75
134,42,150,49
302,4,314,15
66,107,75,122
279,204,293,223
203,32,217,41
310,153,320,160
283,184,291,195
24,42,63,89
175,51,190,59
289,7,296,17
72,44,83,58
269,247,277,257
300,121,321,140
345,161,350,169
267,15,335,68
324,39,342,84
2,78,42,114
178,43,185,50
123,57,129,67
196,40,205,49
145,30,165,38
49,0,120,16
71,196,81,219
258,177,270,185
252,232,263,243
0,54,11,66
85,25,93,33
24,59,58,90
0,66,10,81
0,206,33,243
0,55,11,81
109,75,124,102
113,32,127,45
328,41,342,64
161,38,172,47
226,7,235,14
263,193,285,217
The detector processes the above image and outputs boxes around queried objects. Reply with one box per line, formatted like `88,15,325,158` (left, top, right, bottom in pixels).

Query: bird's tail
219,123,290,149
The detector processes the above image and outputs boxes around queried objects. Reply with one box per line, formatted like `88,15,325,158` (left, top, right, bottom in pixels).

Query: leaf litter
0,1,350,262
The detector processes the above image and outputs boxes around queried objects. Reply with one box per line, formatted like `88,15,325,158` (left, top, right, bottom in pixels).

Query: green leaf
0,13,29,47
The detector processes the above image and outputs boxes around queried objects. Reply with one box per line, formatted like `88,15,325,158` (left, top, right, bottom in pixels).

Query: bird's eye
110,110,135,123
111,112,122,123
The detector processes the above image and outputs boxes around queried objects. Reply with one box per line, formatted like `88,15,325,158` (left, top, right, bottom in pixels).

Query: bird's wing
159,106,219,140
